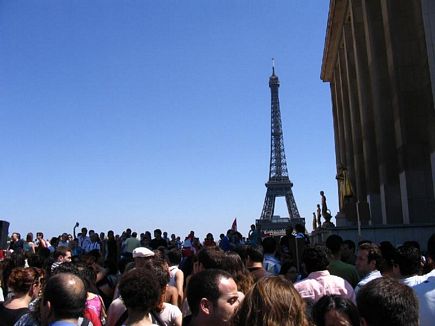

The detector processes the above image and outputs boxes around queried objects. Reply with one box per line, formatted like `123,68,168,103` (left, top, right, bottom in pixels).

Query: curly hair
7,267,45,294
231,276,312,326
119,268,161,313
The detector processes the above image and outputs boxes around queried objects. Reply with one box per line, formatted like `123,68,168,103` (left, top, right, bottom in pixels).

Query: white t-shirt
412,276,435,326
159,303,182,326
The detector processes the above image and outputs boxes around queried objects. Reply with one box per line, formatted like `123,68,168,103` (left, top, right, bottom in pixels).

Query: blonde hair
232,276,312,326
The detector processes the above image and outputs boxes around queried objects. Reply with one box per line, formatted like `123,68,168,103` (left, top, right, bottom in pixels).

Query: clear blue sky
0,1,337,240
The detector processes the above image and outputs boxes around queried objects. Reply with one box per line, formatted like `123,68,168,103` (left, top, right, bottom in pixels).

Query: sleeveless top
168,266,179,287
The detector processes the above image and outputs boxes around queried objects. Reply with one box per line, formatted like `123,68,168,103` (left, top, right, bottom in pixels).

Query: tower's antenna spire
272,58,275,75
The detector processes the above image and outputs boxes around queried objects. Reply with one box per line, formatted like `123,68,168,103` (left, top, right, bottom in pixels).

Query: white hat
132,247,155,258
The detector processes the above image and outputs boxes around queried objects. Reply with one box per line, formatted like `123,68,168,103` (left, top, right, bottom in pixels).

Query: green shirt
328,259,360,288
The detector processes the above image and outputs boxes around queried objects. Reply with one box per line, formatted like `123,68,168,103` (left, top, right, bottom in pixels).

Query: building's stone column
380,0,435,223
362,0,402,224
421,0,435,114
343,19,370,224
349,0,382,225
338,47,358,221
330,82,342,169
333,67,347,170
421,0,435,205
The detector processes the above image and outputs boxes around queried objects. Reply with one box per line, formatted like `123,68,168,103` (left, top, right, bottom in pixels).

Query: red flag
231,218,237,232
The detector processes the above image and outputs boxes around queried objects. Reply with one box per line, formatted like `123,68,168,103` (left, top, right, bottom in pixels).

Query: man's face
210,277,240,325
59,251,72,263
356,249,374,276
11,233,18,241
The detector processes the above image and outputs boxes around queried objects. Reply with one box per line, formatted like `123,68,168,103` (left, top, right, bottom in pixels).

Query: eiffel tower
257,62,304,233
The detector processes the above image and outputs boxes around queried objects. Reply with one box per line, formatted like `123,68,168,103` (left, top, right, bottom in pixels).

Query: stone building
318,0,435,246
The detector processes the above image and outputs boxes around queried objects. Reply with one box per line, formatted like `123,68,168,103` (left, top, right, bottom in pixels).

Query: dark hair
221,252,254,294
312,295,360,326
302,247,329,273
43,273,87,319
359,243,383,270
197,248,224,269
357,277,418,326
325,235,343,255
54,246,72,260
395,245,421,277
280,261,297,275
26,233,34,242
262,237,277,254
247,246,264,263
379,241,396,274
119,268,161,313
186,269,232,316
294,224,305,233
51,262,80,277
167,248,182,265
343,240,356,251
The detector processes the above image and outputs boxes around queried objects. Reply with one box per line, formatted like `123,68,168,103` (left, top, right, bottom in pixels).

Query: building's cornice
321,0,349,82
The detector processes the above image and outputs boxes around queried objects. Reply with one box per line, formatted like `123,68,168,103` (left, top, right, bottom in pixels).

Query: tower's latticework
260,64,301,220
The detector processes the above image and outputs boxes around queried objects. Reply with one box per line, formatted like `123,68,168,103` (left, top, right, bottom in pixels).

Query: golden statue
336,165,353,210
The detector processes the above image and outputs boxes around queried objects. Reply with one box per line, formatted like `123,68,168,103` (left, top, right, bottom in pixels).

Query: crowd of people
0,223,434,326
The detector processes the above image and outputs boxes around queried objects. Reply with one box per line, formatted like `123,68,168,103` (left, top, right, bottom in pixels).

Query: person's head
302,247,330,274
393,245,421,278
246,246,264,265
312,295,360,326
294,224,305,234
132,247,155,268
41,273,87,322
342,240,356,260
355,243,382,277
325,235,343,256
154,229,162,239
197,247,224,271
26,232,34,242
221,252,253,294
36,232,44,239
81,228,87,236
280,261,298,283
54,246,72,263
262,237,277,254
232,276,310,326
108,230,114,239
320,191,324,196
8,267,45,299
119,268,161,315
357,277,419,326
206,233,214,241
187,269,240,325
379,241,396,275
11,232,21,241
167,248,182,266
250,224,256,231
131,232,137,238
285,226,294,236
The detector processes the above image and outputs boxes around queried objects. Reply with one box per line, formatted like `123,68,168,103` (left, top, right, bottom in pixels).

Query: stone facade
321,0,435,229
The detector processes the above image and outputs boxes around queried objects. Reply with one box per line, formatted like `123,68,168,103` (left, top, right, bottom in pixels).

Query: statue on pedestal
320,191,335,228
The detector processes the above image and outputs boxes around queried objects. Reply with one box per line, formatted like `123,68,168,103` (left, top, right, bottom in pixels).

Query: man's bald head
43,273,87,320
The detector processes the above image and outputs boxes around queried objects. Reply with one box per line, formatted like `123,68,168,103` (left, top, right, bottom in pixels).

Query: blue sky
0,1,336,240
